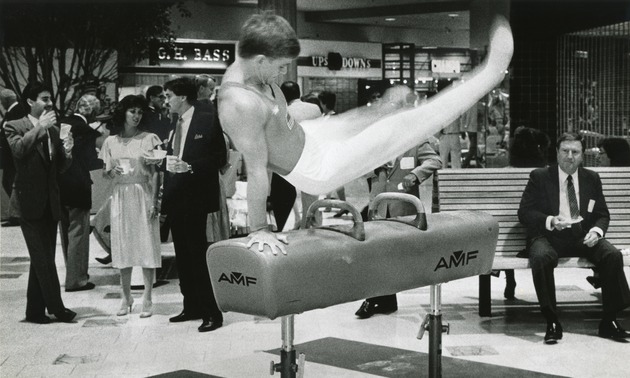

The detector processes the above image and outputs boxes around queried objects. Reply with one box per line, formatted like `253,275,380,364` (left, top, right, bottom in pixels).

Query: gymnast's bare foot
486,15,514,74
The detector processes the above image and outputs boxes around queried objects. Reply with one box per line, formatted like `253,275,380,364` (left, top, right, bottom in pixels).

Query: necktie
567,175,579,219
172,116,183,157
42,131,51,161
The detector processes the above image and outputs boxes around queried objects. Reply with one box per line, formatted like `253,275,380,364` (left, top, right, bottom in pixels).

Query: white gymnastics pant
284,16,514,195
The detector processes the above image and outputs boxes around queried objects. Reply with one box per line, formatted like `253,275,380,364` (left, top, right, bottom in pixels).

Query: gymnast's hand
247,229,288,256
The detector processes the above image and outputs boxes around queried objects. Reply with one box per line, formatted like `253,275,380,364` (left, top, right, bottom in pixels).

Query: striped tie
567,175,579,219
173,116,183,157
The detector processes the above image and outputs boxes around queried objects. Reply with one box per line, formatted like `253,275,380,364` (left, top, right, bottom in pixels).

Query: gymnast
218,11,514,255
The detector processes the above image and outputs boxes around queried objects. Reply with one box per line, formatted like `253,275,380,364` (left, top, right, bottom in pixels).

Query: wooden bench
436,167,630,316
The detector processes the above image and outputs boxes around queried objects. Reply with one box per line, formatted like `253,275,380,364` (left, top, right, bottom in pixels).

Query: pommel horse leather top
207,194,499,319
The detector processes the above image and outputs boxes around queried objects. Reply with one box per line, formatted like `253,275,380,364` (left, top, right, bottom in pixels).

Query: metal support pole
280,315,296,378
428,284,443,378
271,315,305,378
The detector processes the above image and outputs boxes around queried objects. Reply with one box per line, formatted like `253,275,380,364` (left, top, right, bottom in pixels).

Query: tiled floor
1,181,629,377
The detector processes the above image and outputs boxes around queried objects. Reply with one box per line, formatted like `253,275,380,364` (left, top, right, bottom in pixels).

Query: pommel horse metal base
270,283,447,378
270,315,304,378
207,194,498,378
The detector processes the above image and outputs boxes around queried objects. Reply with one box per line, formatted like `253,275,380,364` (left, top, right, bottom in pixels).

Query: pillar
258,0,298,83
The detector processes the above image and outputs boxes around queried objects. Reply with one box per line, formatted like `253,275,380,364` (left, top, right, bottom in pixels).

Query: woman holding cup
99,95,163,318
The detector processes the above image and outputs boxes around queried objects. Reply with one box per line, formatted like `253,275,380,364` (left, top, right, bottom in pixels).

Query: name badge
400,157,415,170
588,199,595,213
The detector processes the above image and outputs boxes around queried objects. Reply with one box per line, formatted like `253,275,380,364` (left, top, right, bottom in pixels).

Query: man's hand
402,173,418,190
583,232,600,248
166,156,191,173
63,132,74,153
39,110,57,129
551,215,571,231
246,229,288,256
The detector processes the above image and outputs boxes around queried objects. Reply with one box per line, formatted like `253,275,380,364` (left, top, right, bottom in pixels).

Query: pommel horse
207,193,498,378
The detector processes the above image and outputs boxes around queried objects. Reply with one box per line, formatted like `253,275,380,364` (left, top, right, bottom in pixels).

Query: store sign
298,53,380,71
149,40,235,68
431,59,460,73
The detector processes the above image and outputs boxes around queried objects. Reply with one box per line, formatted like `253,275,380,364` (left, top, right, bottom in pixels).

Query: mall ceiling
222,0,471,32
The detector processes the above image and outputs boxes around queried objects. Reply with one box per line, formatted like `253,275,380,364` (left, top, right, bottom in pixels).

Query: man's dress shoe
53,309,77,323
66,282,95,292
355,300,397,319
586,276,601,289
95,255,112,265
169,311,201,323
198,318,222,332
598,320,630,340
544,321,563,344
25,315,52,324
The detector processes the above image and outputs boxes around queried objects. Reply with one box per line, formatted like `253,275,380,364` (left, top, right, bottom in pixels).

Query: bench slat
436,167,630,272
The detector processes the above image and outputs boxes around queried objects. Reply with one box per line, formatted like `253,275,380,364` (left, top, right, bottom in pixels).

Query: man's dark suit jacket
1,103,27,194
518,165,610,242
161,107,226,216
58,114,101,210
5,116,71,220
143,107,171,143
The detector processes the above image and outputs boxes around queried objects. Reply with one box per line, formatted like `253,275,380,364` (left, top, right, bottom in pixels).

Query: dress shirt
175,106,193,159
28,114,52,160
558,169,579,220
545,168,603,237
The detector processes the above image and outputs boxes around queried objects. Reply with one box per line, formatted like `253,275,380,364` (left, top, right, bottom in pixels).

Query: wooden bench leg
479,274,491,317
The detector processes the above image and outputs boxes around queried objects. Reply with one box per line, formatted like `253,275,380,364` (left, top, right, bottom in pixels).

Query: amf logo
434,250,479,271
218,271,257,286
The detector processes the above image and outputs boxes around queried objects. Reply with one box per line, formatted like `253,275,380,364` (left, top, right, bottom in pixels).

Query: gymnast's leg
285,16,513,195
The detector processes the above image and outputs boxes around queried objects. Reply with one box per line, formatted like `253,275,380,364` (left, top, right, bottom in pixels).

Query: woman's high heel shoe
139,299,153,318
117,299,134,316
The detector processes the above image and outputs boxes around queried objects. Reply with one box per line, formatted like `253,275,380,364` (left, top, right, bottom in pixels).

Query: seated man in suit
518,132,630,344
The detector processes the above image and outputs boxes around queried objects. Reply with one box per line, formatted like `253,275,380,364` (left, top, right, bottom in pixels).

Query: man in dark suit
1,89,27,226
4,81,77,324
518,132,630,344
58,94,105,292
355,141,442,318
161,77,227,333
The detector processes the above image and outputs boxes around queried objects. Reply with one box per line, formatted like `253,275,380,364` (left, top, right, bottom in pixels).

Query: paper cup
166,155,178,172
119,158,131,174
60,123,72,139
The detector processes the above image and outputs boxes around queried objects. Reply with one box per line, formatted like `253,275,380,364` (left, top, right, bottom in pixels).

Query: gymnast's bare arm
218,87,288,256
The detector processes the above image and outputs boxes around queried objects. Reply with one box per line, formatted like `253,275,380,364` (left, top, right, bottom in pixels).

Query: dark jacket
161,106,226,215
1,103,27,192
143,106,172,143
5,116,71,220
58,114,101,209
518,165,610,240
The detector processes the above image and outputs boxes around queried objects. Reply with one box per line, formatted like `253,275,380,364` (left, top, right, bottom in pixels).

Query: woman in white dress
99,95,163,318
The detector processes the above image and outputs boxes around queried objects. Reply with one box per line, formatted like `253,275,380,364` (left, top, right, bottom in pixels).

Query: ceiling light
385,18,396,22
448,13,459,18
